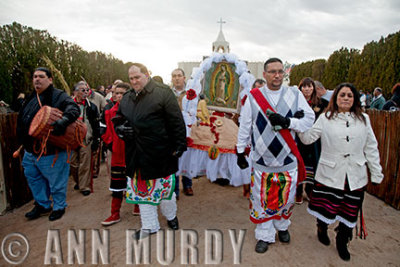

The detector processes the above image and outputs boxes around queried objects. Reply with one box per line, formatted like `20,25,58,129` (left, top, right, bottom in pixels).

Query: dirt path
0,162,399,266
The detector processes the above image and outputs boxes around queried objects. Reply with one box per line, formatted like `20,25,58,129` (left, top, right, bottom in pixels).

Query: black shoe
214,178,230,186
133,230,156,240
25,205,52,220
74,184,79,190
278,230,290,243
255,240,269,253
336,223,352,261
82,190,91,196
318,226,331,246
49,209,65,221
336,235,351,261
167,217,179,230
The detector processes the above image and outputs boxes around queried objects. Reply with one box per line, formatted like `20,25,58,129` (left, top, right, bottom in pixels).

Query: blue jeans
174,175,192,197
22,151,70,211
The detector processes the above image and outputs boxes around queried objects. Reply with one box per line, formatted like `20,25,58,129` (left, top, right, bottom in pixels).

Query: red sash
250,88,306,184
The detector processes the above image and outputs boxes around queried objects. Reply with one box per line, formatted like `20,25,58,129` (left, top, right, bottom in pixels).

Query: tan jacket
88,91,106,113
172,87,186,111
298,112,383,190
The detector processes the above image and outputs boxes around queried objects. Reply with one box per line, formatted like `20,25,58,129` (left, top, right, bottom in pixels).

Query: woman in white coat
298,83,383,261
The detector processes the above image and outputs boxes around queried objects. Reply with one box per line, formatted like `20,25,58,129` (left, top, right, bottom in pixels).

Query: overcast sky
1,0,399,83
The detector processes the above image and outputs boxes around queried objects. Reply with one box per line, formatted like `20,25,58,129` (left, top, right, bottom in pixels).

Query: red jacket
102,102,125,167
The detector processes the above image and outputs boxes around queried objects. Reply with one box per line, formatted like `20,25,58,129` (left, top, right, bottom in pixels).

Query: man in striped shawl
236,58,314,253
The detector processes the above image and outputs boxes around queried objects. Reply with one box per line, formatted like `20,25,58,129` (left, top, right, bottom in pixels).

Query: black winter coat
382,92,400,111
116,79,187,180
80,99,100,144
100,99,115,136
17,85,80,155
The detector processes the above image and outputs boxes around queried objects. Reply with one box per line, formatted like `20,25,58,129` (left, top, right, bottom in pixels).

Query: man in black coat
382,82,400,111
114,63,186,239
17,67,79,221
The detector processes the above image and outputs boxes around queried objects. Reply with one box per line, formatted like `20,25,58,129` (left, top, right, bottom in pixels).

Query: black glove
115,121,134,140
91,139,99,151
51,116,71,136
173,146,186,158
293,110,304,119
99,126,106,136
105,142,113,152
237,152,249,169
111,115,125,125
269,113,290,129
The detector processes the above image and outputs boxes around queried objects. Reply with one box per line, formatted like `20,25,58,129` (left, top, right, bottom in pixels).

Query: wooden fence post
0,113,32,212
366,110,400,209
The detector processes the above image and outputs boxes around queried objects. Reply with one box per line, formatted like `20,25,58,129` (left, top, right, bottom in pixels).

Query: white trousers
255,218,291,243
252,168,297,243
139,193,177,233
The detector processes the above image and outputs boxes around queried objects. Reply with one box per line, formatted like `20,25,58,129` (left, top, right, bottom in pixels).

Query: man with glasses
70,81,100,196
171,68,194,198
236,58,314,253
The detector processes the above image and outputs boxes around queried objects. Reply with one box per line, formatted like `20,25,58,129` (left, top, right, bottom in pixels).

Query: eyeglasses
79,88,90,92
266,70,285,75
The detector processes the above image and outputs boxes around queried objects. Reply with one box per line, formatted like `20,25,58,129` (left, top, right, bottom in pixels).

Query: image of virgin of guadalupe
203,62,240,112
215,64,230,105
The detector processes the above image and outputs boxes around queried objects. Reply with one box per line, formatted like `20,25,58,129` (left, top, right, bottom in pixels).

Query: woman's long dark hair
298,77,320,106
325,82,366,124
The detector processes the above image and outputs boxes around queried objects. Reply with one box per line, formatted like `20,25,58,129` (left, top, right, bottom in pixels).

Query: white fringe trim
307,208,356,228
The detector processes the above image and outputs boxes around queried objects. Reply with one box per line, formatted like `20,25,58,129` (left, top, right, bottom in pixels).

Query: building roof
212,29,230,53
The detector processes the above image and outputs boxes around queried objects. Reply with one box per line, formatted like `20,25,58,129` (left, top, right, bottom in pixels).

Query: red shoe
183,187,194,196
132,204,140,216
101,213,120,226
295,195,303,205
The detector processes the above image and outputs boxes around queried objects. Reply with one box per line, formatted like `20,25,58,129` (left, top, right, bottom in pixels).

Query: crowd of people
358,83,400,111
11,56,396,261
